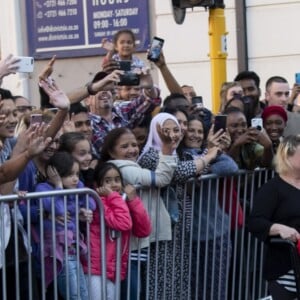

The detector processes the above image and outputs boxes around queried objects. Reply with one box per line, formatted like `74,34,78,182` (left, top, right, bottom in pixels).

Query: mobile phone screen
295,73,300,84
147,37,164,62
251,118,263,131
30,114,43,125
214,115,227,133
192,96,203,107
119,61,131,71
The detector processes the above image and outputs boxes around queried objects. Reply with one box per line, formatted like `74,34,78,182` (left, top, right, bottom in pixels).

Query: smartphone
251,117,263,131
15,56,34,73
147,36,164,62
192,96,203,108
119,60,131,72
118,60,140,86
295,73,300,84
30,114,43,125
214,115,227,133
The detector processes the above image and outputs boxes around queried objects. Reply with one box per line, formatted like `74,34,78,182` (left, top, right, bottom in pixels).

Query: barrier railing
0,169,275,300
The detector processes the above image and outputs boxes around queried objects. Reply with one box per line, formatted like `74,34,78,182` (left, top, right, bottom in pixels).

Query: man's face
238,79,260,101
71,112,92,141
90,90,114,113
15,97,33,120
265,82,290,108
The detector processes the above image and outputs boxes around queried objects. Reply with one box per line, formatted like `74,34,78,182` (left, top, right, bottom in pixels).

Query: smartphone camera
118,61,140,86
251,118,263,131
30,114,43,126
147,37,164,62
192,96,203,109
295,73,300,85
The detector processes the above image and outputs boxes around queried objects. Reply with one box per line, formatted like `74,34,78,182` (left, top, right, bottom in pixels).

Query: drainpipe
235,0,248,72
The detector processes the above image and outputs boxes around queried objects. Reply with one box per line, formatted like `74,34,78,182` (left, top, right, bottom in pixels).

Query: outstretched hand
38,55,56,82
0,54,20,81
39,79,70,110
27,124,52,157
101,38,114,52
157,123,180,155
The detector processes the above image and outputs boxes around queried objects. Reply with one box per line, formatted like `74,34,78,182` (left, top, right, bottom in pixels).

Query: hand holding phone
147,37,164,62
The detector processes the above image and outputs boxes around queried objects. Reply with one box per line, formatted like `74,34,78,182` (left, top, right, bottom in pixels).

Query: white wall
1,1,300,109
154,0,300,108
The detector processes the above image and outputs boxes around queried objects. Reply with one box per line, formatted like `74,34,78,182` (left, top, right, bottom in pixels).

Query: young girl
34,151,96,300
83,162,151,300
101,29,146,70
58,132,95,187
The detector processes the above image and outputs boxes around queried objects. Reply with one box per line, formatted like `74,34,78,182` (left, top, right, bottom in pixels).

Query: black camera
118,61,140,86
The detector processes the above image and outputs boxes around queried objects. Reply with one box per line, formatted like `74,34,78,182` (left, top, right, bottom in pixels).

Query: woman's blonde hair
274,135,300,174
219,81,242,112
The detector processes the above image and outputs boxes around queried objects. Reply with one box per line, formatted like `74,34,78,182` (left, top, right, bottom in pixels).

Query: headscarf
261,105,288,123
138,112,180,160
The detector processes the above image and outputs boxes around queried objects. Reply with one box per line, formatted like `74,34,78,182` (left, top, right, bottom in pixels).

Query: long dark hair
58,132,87,153
93,162,124,187
177,114,207,160
100,127,132,162
45,151,76,179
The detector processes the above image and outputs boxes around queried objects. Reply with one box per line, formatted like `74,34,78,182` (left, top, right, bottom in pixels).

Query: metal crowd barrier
0,169,275,300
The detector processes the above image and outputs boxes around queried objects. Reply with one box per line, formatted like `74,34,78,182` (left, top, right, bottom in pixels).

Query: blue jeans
121,259,146,300
57,256,88,300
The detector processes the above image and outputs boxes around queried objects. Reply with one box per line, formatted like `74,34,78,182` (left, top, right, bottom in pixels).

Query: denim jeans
121,260,146,300
57,256,88,300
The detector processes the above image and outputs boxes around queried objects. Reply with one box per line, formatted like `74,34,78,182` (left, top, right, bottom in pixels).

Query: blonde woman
249,135,300,300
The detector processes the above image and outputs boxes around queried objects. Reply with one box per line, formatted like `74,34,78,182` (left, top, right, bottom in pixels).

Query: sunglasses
74,120,91,128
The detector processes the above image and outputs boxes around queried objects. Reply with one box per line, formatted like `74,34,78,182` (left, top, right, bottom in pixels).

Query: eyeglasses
74,120,91,128
16,105,36,113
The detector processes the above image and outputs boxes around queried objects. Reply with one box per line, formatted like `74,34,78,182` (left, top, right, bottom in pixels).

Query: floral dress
138,147,192,300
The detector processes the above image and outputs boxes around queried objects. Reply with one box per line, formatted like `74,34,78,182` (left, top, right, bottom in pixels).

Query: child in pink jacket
83,162,151,300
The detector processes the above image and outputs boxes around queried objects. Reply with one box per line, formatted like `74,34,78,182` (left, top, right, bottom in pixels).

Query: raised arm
0,125,52,184
39,80,70,138
152,50,182,94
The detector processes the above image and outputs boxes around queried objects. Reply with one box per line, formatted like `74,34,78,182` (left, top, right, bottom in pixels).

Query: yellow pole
208,7,227,114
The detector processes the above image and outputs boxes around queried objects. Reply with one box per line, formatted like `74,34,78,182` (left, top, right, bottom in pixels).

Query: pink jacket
83,191,151,281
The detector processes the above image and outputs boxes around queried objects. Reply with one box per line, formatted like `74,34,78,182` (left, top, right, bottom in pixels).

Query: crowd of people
1,28,300,299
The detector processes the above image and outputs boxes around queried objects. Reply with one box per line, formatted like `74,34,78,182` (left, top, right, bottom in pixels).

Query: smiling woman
262,105,288,153
0,98,18,141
